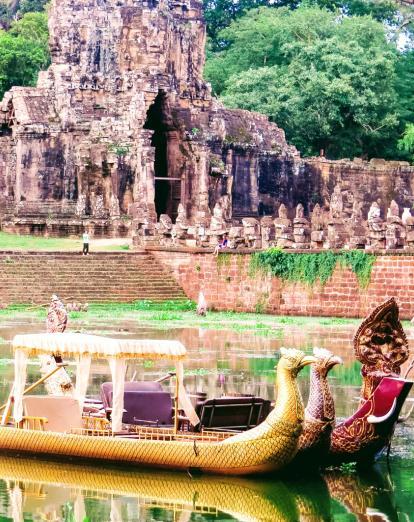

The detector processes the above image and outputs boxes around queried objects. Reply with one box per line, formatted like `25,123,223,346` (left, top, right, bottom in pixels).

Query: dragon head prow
312,347,342,375
279,348,317,373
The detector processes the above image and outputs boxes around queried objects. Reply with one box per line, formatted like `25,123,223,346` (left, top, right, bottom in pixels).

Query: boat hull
0,424,300,476
327,377,412,465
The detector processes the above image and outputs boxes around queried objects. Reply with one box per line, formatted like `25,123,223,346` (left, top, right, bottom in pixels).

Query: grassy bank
0,231,130,251
0,300,361,336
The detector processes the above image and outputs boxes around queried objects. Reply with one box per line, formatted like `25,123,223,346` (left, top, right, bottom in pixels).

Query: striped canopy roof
12,333,187,360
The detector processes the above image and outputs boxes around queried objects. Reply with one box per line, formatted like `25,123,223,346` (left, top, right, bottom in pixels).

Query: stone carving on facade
242,218,261,249
293,203,310,249
366,202,386,249
330,184,344,219
260,216,275,249
274,204,294,248
75,194,87,218
402,208,414,249
386,200,404,249
325,185,348,249
92,194,107,219
172,203,191,245
228,226,244,249
347,200,366,249
109,194,121,219
209,203,228,246
156,214,173,246
310,204,325,248
0,0,301,238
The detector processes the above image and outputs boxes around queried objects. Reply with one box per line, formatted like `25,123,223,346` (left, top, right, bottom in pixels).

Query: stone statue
293,204,310,249
42,295,73,396
325,186,347,249
368,202,381,222
347,200,366,249
242,217,261,248
209,203,227,247
295,203,305,219
196,291,207,316
330,184,343,219
46,294,68,333
278,203,288,220
155,214,173,246
402,207,412,225
388,200,400,219
386,201,404,249
367,201,386,249
218,194,232,222
260,216,275,249
174,203,190,244
274,204,293,248
310,203,326,248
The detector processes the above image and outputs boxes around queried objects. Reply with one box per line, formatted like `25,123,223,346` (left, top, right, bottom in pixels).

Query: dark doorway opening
144,92,181,220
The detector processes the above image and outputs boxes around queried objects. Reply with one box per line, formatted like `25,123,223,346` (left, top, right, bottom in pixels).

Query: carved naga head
354,298,409,399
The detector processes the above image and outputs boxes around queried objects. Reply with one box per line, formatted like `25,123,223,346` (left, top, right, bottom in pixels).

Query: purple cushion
100,381,163,409
122,390,173,426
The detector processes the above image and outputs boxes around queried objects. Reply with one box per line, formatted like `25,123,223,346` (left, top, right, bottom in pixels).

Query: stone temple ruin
1,0,414,248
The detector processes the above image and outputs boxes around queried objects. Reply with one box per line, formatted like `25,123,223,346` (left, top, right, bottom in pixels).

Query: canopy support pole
174,372,179,434
0,364,67,416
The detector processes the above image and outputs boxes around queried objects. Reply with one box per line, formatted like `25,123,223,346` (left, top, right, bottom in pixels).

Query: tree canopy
0,11,49,99
205,5,413,159
203,0,403,48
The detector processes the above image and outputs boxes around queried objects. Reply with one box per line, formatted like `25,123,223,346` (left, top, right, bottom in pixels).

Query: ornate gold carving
354,297,409,401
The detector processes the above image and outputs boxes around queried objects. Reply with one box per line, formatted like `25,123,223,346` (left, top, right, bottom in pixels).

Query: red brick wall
151,249,414,319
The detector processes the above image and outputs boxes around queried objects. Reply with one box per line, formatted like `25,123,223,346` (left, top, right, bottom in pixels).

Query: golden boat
0,333,315,475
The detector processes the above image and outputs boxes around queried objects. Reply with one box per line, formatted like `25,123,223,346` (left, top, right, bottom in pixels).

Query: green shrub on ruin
250,248,375,288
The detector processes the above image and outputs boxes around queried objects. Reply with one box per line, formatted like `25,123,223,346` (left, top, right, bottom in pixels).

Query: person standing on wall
82,230,90,255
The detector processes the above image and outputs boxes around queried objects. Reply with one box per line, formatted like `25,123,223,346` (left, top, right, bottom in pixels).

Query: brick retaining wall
150,248,414,319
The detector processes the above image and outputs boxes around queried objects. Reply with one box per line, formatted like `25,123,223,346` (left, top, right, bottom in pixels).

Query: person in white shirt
82,231,90,255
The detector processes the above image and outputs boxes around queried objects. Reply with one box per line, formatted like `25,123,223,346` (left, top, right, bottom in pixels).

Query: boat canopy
11,333,199,432
12,333,187,360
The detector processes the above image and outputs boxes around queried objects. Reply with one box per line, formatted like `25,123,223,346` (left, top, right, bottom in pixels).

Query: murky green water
0,316,413,521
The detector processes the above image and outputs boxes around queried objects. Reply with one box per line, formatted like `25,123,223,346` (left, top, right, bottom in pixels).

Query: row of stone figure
133,199,414,251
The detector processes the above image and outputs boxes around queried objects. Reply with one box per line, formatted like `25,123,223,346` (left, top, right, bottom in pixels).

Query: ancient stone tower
0,0,304,235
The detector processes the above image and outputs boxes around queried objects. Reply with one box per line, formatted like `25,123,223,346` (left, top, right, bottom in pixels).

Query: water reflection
0,317,414,520
0,456,410,522
324,467,399,522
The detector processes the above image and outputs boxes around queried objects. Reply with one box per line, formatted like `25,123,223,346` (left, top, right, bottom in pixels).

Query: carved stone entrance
144,92,182,220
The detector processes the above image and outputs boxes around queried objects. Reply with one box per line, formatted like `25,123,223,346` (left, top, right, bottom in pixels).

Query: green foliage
108,143,130,157
205,6,400,158
398,124,414,162
204,0,402,49
0,11,49,99
216,252,231,271
18,0,49,16
250,248,375,288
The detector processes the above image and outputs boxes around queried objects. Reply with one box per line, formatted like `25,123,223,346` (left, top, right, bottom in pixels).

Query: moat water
0,317,413,521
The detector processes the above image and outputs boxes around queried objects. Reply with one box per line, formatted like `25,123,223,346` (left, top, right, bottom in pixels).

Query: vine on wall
250,248,375,288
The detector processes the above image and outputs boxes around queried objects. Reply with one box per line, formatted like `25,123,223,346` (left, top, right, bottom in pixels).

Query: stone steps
0,252,187,304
